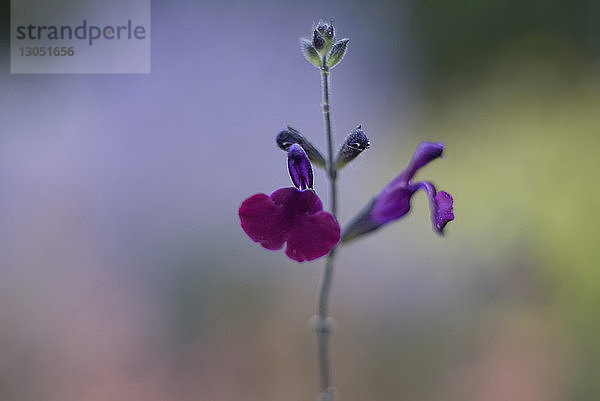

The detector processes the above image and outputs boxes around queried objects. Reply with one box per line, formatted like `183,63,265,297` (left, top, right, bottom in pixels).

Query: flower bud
312,29,325,51
276,126,326,168
313,21,336,55
335,125,370,169
288,144,313,190
324,24,335,42
316,22,328,35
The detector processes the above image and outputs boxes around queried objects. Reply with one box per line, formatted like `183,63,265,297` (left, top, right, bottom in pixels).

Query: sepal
326,39,349,68
300,38,322,68
340,198,381,243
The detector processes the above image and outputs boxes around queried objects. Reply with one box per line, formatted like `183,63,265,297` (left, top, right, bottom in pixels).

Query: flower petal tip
433,191,454,234
416,141,444,161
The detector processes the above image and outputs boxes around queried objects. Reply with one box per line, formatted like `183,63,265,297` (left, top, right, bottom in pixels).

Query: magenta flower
342,142,454,241
239,144,340,262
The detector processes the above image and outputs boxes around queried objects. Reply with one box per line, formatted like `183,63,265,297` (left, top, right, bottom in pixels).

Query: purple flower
342,142,454,241
239,144,340,262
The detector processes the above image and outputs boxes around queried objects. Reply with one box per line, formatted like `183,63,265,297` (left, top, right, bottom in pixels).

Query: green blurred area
412,0,600,85
417,57,600,397
408,2,600,394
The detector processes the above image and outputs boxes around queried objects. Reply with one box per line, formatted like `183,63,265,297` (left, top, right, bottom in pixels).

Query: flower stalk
238,20,454,401
316,52,337,400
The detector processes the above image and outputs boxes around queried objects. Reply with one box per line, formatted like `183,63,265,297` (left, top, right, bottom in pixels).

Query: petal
370,180,454,234
292,188,324,214
371,186,417,224
285,211,340,262
239,192,292,250
417,182,455,234
239,188,339,261
288,144,313,190
270,187,323,215
390,142,444,187
433,191,454,233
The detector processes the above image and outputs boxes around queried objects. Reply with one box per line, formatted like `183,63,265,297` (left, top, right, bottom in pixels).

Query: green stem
316,63,338,400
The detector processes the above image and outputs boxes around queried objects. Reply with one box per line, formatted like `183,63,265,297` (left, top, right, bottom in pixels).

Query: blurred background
1,0,599,400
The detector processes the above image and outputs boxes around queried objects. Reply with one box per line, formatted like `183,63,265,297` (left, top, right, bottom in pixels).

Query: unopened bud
313,20,336,55
316,22,328,35
276,127,326,168
324,24,335,41
312,29,325,51
335,125,370,169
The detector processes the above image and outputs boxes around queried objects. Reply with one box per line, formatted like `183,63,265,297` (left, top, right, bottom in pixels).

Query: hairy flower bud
312,29,325,51
316,22,328,34
324,24,335,41
335,125,370,169
312,20,336,56
276,126,326,168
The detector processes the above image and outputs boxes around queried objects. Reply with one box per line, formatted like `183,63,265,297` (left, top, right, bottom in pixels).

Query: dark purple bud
316,22,328,34
324,23,335,41
336,125,370,169
276,126,326,168
288,144,313,190
312,29,325,50
276,129,298,151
